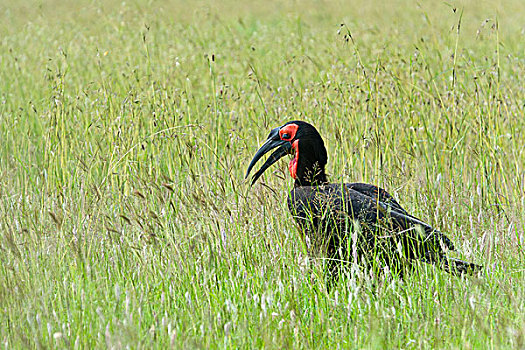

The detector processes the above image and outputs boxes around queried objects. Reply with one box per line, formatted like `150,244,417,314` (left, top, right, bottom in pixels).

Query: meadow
0,0,524,348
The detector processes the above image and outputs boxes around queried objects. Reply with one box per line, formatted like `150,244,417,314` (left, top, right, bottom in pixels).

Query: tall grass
1,0,524,348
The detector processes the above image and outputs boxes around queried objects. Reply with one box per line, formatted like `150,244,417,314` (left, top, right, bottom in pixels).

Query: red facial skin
279,123,299,141
279,123,300,179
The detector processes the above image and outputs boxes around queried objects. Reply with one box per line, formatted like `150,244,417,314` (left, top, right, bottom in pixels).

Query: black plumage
246,121,482,277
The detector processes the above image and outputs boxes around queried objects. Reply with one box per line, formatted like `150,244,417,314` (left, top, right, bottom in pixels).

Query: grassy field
1,0,524,348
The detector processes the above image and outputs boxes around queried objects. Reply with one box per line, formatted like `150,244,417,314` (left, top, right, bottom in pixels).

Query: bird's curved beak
245,127,292,186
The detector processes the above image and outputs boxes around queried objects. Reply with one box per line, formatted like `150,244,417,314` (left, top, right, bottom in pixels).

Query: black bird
246,121,482,277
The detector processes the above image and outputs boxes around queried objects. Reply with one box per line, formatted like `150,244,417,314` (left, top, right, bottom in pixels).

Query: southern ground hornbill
246,121,482,278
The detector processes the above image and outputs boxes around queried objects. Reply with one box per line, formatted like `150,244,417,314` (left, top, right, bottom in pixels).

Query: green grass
1,0,524,348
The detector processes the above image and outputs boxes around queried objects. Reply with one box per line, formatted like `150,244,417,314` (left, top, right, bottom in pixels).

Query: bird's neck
293,161,328,187
291,138,328,187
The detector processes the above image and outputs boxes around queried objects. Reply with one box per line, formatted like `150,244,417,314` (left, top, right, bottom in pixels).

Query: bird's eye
282,133,290,140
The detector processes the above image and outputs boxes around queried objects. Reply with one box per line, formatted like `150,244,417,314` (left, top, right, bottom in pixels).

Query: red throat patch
289,140,299,179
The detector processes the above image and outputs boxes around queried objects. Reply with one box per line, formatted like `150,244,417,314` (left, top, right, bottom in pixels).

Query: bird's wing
345,183,408,215
343,183,455,251
288,183,455,253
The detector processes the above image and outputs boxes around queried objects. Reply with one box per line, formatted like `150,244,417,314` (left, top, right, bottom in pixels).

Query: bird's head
245,121,328,186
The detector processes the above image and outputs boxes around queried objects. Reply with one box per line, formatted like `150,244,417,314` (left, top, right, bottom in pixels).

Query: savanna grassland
1,0,524,348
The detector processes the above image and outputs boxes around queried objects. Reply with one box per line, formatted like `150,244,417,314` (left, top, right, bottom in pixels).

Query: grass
0,0,524,348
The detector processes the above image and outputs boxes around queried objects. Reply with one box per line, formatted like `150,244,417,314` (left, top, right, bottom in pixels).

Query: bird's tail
441,257,483,276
